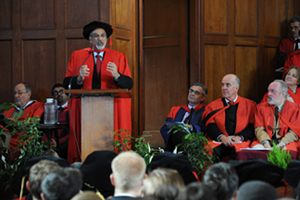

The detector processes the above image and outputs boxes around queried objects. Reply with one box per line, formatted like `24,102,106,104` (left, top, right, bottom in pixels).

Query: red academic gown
283,49,300,78
65,47,132,163
260,87,300,104
202,96,256,152
2,101,44,155
252,101,300,152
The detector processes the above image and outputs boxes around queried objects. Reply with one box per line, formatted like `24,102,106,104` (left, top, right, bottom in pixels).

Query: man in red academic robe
202,74,256,161
279,16,300,70
63,21,133,163
160,82,207,151
42,84,69,159
252,80,300,154
1,82,44,158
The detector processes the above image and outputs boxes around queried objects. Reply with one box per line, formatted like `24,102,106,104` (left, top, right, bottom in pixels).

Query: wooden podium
65,89,131,161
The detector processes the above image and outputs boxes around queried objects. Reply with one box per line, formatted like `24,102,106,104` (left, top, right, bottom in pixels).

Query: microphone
68,51,92,91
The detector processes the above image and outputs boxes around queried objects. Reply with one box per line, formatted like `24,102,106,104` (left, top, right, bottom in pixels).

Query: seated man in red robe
202,74,256,161
252,80,300,155
42,84,69,159
0,82,44,158
160,82,207,151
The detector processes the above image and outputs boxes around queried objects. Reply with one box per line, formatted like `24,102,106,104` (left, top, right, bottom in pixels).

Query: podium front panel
81,96,114,161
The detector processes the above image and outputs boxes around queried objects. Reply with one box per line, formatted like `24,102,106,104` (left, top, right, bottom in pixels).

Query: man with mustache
63,21,132,163
252,80,300,154
202,74,256,161
278,16,300,73
0,82,44,158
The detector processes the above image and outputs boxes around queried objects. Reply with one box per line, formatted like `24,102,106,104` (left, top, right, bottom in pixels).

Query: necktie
228,101,234,106
274,106,279,122
96,54,101,76
295,39,299,51
184,108,194,124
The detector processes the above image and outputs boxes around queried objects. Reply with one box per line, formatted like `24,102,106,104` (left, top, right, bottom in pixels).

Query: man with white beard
252,80,300,154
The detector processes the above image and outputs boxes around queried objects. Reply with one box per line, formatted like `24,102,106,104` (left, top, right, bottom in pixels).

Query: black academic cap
228,159,285,187
12,156,70,196
147,152,198,185
284,160,300,189
82,21,113,40
79,150,117,198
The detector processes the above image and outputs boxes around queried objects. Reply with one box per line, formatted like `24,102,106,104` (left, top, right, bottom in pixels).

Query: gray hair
191,82,208,96
274,79,288,98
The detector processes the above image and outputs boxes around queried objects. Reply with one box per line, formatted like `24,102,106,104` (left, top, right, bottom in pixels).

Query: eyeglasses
188,88,201,95
53,90,65,96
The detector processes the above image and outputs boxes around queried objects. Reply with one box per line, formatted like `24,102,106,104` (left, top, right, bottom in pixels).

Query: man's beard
96,41,105,50
267,96,281,105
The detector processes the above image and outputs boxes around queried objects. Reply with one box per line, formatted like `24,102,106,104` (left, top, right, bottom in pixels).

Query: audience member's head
296,180,300,200
14,82,32,107
236,180,278,200
288,15,300,38
26,160,61,200
71,191,102,200
80,150,117,198
147,152,197,185
177,182,217,200
203,162,239,200
142,168,184,200
111,151,146,196
221,74,240,101
51,83,68,106
40,149,59,158
41,167,82,200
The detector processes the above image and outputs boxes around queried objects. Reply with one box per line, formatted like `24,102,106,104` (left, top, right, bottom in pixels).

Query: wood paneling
0,0,11,29
264,0,287,37
235,0,258,36
21,0,55,29
235,46,258,99
204,45,228,101
65,0,100,28
141,0,188,140
23,40,56,101
200,0,300,103
116,0,131,29
204,0,228,34
0,41,13,103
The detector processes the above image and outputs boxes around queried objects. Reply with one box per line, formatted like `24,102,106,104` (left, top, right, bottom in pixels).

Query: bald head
221,74,240,101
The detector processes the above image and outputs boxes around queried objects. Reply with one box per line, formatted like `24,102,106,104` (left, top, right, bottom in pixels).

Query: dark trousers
213,144,237,161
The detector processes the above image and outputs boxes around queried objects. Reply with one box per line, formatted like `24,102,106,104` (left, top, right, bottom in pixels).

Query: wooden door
140,0,189,146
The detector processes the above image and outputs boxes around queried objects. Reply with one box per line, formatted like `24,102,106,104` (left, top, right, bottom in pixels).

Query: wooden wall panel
115,39,131,68
23,40,56,101
66,0,101,28
235,0,258,36
0,0,11,29
0,41,13,103
144,46,186,130
264,0,287,37
116,0,131,29
204,45,228,101
21,0,55,29
235,46,258,99
204,0,228,34
144,0,181,36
